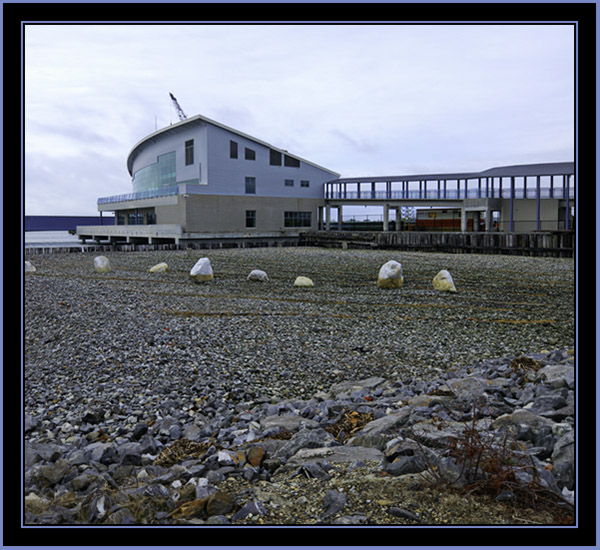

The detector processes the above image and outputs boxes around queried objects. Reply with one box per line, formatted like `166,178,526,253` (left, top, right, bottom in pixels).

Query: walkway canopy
323,161,574,231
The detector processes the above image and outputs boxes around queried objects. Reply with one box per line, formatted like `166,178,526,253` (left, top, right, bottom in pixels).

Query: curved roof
126,113,340,177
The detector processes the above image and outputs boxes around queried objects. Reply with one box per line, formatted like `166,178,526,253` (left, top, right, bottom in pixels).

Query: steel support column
536,175,541,231
509,177,515,232
565,175,570,230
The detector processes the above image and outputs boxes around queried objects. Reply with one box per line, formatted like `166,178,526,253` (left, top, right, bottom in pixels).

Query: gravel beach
24,247,575,525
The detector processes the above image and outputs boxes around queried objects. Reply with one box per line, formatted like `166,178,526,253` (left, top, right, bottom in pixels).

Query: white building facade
78,114,339,244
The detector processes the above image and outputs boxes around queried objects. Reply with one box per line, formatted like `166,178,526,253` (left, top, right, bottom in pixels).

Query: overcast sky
24,23,574,216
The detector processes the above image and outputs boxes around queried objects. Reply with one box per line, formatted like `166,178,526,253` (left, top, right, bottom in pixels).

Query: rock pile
24,349,574,525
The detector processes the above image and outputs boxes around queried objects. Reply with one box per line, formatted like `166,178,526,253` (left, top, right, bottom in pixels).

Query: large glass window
246,210,256,228
230,140,238,159
185,140,194,165
245,147,256,160
132,152,176,193
284,211,312,227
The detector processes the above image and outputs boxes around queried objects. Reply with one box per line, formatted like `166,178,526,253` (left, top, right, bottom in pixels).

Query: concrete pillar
485,208,492,232
338,204,343,230
325,205,331,231
383,205,389,231
460,208,467,232
396,207,402,231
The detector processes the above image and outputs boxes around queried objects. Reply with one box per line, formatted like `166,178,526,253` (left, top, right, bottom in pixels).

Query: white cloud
24,23,574,215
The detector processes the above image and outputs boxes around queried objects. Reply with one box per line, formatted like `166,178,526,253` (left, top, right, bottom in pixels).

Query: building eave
126,113,340,178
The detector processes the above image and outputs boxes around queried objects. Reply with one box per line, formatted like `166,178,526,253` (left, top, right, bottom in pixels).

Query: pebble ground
24,247,575,525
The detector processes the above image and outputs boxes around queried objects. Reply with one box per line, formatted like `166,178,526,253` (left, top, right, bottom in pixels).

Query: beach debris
247,269,269,282
93,256,111,273
432,269,457,292
149,262,168,273
294,276,314,287
190,257,214,283
377,260,403,289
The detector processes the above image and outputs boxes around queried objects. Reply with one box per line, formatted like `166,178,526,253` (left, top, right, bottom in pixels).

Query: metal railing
98,185,179,205
325,187,575,201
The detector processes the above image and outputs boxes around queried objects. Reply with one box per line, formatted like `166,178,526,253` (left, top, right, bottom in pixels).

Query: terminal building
77,113,574,245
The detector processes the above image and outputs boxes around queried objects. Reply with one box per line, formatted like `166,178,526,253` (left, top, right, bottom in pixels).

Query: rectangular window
127,213,143,225
284,179,294,187
284,154,300,168
269,148,282,166
245,147,256,160
245,176,256,194
230,140,238,159
147,211,156,225
185,140,194,165
300,180,310,188
246,210,256,228
284,211,312,227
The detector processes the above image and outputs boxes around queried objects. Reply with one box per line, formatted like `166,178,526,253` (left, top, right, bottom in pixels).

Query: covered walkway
322,162,574,232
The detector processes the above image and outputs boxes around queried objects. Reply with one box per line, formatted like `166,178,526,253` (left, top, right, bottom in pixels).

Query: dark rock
206,490,235,517
291,462,331,480
119,442,143,466
81,409,104,424
333,514,368,524
232,499,266,522
384,454,429,477
39,459,72,486
274,428,335,460
322,489,346,519
132,423,148,440
389,507,420,522
551,430,574,490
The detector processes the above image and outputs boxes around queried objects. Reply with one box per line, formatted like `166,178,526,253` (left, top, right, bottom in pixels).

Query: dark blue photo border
7,1,594,549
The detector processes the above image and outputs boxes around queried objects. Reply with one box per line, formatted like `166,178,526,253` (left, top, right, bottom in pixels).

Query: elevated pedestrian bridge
323,161,574,232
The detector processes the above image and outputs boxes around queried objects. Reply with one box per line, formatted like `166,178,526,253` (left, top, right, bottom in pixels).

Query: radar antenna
169,92,188,121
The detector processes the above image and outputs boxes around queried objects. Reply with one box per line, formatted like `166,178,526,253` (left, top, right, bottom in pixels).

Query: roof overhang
126,113,340,178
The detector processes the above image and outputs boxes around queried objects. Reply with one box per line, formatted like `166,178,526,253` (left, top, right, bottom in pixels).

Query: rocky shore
24,248,575,525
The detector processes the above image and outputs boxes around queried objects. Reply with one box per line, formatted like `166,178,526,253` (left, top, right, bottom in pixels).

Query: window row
230,140,256,161
285,179,310,187
230,140,300,167
245,210,312,228
245,177,310,194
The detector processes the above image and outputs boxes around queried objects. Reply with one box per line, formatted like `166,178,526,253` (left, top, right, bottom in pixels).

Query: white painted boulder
432,269,457,292
149,262,168,274
294,276,314,287
247,269,269,282
377,260,403,289
25,261,36,273
190,257,214,283
93,256,111,273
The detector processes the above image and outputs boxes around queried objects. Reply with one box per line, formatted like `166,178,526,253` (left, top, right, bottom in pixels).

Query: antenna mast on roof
169,92,188,121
